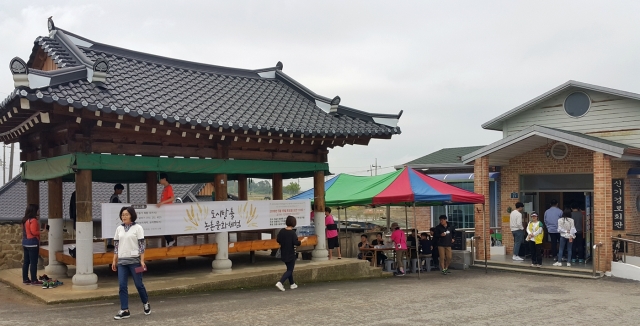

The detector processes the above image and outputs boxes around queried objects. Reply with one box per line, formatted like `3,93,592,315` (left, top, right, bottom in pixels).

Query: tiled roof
26,36,78,68
0,176,203,222
2,24,401,139
404,146,486,165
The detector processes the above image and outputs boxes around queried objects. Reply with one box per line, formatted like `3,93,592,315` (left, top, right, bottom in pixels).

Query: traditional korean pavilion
1,18,401,289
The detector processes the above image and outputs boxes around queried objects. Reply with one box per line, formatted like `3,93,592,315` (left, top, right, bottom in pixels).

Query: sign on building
101,200,310,238
612,179,624,230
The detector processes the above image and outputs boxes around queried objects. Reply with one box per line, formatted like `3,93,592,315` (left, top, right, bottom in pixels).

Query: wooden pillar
45,178,67,277
238,174,248,201
215,174,228,201
72,170,98,290
272,173,283,200
593,152,612,272
26,180,40,205
312,170,327,260
473,156,491,261
146,172,157,204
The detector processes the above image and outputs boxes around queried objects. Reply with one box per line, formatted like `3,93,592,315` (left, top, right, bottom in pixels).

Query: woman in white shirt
111,207,151,320
554,211,576,267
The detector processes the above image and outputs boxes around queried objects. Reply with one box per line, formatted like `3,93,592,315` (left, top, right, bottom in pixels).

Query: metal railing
611,236,640,265
593,242,603,278
625,233,640,256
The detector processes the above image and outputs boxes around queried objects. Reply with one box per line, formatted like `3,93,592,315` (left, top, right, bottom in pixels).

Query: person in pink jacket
390,222,407,276
21,204,42,285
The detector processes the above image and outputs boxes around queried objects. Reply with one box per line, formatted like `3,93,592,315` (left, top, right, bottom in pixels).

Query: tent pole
413,202,420,279
483,203,487,273
386,205,391,233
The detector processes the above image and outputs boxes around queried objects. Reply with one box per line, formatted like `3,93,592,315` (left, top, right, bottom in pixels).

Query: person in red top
325,207,341,259
157,173,176,246
390,222,407,276
21,204,42,285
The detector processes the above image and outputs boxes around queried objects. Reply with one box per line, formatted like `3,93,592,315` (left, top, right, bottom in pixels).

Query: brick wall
0,223,23,269
474,156,490,260
414,207,431,231
593,152,612,271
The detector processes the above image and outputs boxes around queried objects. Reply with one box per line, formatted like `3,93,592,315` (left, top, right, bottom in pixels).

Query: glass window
564,92,591,117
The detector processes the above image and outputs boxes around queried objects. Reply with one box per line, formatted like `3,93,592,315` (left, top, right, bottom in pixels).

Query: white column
312,211,328,261
72,221,98,290
212,232,232,273
44,218,68,277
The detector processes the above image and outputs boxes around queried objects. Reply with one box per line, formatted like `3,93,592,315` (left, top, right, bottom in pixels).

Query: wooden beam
90,142,218,158
48,178,63,219
75,170,92,222
272,173,283,200
238,175,248,201
147,172,158,204
215,174,228,201
26,180,40,206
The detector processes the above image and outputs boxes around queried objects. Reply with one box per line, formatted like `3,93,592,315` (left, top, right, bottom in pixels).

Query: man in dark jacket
434,215,455,274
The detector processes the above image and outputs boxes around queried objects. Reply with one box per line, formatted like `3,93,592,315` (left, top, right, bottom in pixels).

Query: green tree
284,182,301,195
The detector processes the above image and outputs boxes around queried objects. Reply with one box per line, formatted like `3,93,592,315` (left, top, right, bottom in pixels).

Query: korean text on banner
101,200,310,238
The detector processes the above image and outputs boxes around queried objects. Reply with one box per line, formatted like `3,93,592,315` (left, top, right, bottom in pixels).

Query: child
357,234,373,261
419,232,433,271
526,212,544,267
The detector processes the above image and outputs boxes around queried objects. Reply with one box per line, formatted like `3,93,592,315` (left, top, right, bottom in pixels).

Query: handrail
611,236,640,264
593,242,603,278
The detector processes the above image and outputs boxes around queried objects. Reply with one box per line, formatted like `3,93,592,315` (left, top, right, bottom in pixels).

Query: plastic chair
384,259,395,272
410,258,419,273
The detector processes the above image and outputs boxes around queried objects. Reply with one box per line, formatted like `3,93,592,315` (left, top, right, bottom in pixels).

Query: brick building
405,81,640,273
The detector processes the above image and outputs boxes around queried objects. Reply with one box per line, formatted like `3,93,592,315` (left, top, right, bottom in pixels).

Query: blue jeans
558,237,573,262
22,246,39,282
118,263,149,310
512,230,524,257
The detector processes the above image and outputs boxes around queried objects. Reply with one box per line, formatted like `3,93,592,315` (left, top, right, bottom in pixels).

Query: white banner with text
101,199,310,238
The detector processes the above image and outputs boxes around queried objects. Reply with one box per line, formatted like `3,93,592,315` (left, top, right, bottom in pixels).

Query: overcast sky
1,1,640,190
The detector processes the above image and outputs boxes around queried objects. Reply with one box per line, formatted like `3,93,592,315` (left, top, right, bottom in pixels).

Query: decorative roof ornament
93,58,109,73
92,58,109,83
329,96,341,115
10,57,29,87
10,57,28,75
276,61,283,70
47,16,55,32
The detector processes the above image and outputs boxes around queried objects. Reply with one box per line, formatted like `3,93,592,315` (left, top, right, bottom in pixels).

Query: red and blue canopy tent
290,167,486,277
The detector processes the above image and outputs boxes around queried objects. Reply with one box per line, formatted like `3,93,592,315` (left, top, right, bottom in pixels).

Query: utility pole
370,158,381,176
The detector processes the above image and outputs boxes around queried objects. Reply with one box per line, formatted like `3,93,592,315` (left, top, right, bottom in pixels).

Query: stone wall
0,223,24,270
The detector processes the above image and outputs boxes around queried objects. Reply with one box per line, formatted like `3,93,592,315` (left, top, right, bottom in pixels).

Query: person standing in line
112,206,151,320
390,222,407,276
554,211,576,267
526,212,544,267
275,216,306,292
544,199,563,261
570,203,585,263
434,215,455,275
510,202,525,261
22,204,42,285
325,207,341,259
107,184,125,250
157,173,176,247
430,227,440,270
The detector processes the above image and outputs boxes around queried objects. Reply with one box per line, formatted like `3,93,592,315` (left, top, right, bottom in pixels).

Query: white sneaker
566,263,571,267
516,256,524,261
553,262,562,267
275,282,285,292
512,255,518,260
290,283,298,290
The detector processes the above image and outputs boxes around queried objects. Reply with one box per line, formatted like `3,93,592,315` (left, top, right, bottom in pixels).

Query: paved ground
1,268,639,326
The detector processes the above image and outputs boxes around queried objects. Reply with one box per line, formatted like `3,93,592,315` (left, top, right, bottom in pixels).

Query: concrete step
473,260,603,279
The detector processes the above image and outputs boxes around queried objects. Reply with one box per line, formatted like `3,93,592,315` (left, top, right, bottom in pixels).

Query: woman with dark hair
112,206,151,320
275,215,307,292
22,204,42,285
